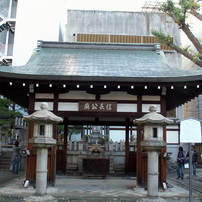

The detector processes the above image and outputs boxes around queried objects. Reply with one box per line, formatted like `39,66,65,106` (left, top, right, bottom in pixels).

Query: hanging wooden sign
79,101,117,112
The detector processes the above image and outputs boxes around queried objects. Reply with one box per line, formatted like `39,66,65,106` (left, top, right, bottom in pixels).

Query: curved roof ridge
0,41,202,82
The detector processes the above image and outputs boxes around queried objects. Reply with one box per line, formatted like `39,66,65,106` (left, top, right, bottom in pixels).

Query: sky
65,0,166,12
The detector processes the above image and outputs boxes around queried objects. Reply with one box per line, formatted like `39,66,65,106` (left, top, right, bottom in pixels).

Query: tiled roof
0,41,202,83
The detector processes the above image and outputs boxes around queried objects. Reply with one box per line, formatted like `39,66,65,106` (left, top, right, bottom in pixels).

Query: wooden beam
53,93,58,112
125,119,129,174
137,94,142,113
26,94,35,182
136,125,142,187
63,122,68,173
160,126,167,183
29,93,35,111
50,123,57,186
25,122,34,181
161,95,166,117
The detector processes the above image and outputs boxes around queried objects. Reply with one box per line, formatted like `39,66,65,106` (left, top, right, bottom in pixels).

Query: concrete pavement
0,168,202,202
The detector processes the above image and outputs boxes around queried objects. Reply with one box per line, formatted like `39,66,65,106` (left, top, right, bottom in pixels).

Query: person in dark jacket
177,146,186,180
12,140,21,174
186,145,199,177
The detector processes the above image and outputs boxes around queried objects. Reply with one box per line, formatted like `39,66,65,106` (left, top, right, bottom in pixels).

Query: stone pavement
0,168,202,202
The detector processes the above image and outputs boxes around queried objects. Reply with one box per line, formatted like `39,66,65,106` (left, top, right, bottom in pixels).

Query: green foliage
0,195,12,201
182,44,191,51
7,129,12,137
104,134,109,142
189,0,201,10
68,125,82,140
84,134,89,142
0,98,23,133
167,155,171,161
158,0,199,26
152,0,202,66
151,30,174,46
193,53,202,61
57,125,64,133
57,125,83,140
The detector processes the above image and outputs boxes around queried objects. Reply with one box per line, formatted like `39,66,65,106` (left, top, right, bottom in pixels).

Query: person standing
12,140,21,174
186,145,199,177
177,146,186,180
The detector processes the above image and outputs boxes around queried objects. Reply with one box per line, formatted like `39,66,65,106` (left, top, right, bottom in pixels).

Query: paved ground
0,167,202,202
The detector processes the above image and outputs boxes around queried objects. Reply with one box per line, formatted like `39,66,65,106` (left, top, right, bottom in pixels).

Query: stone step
0,161,12,167
0,155,12,171
0,153,13,157
57,198,137,202
0,157,12,161
0,165,11,170
0,156,12,160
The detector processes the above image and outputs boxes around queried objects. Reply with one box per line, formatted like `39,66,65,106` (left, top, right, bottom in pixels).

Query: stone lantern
134,105,173,201
23,102,63,198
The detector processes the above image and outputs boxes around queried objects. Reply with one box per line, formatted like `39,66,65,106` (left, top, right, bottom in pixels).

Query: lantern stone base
23,194,57,202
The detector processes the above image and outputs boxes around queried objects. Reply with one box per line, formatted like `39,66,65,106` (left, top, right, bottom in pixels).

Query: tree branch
181,23,202,54
189,8,202,21
170,43,202,67
160,1,202,54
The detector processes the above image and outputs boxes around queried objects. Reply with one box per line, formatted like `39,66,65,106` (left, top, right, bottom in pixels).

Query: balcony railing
0,44,13,56
0,6,17,20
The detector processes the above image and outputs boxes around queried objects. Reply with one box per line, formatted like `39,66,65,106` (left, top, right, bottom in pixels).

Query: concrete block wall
65,10,182,70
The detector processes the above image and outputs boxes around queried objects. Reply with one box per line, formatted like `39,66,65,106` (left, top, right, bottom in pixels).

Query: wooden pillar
160,95,167,183
63,122,68,173
28,93,35,111
136,125,142,187
26,92,35,181
161,95,167,117
53,93,58,112
160,126,167,183
50,123,57,186
125,118,129,174
25,122,34,181
136,94,143,186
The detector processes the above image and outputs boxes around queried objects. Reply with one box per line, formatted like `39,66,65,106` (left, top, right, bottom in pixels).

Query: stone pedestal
23,195,57,202
88,132,104,145
36,148,48,195
147,151,159,197
140,140,166,198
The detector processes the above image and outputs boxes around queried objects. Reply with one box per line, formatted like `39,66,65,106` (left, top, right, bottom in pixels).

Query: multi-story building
0,0,17,66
